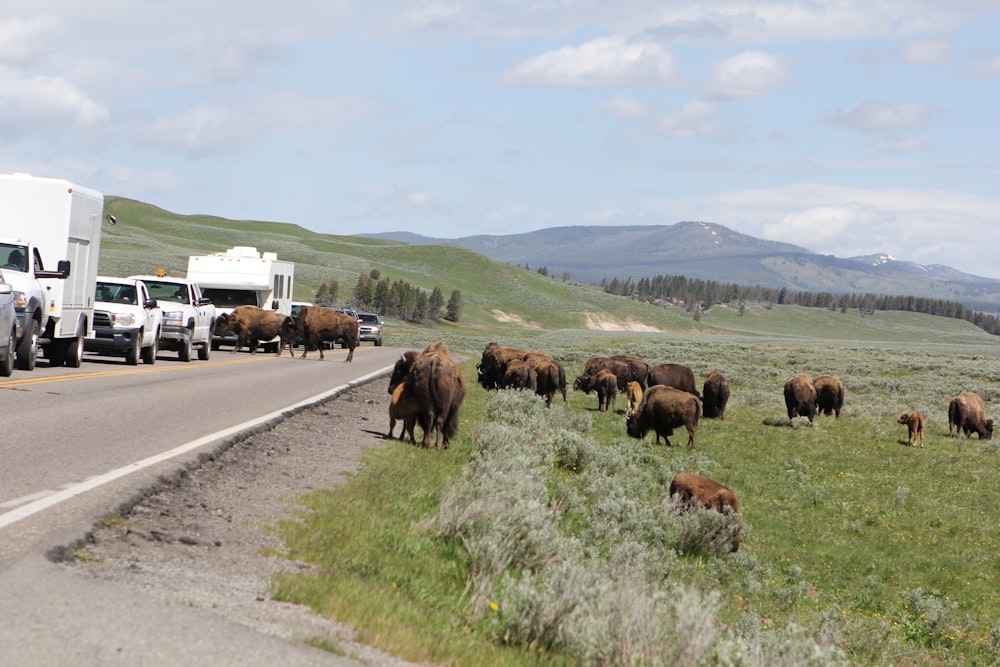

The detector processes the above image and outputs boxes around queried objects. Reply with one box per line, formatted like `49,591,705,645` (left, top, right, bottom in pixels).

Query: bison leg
685,424,696,448
345,344,355,363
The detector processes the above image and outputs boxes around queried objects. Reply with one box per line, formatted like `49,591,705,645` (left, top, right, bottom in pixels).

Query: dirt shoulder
62,376,421,667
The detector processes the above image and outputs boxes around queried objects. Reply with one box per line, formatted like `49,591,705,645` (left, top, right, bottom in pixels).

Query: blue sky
3,2,1000,276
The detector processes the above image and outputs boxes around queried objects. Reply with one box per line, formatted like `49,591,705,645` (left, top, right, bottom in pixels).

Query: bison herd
214,304,360,361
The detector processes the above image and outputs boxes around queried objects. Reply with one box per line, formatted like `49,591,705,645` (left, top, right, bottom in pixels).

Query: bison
388,380,423,444
388,342,466,449
499,358,537,392
783,373,817,425
948,391,994,440
477,342,528,390
217,305,293,356
524,351,566,407
283,306,359,362
814,374,845,418
625,380,643,417
582,356,632,392
626,384,700,447
668,472,742,552
609,354,651,389
574,367,618,412
701,370,730,420
898,412,925,447
647,363,700,397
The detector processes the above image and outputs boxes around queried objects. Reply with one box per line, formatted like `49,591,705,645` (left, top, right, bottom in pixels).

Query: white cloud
763,202,896,251
502,36,677,88
709,50,791,100
898,35,954,65
598,91,648,120
823,99,937,133
0,66,108,135
658,101,739,141
0,16,61,66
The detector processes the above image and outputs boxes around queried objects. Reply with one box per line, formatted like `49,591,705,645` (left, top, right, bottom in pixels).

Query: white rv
0,173,105,369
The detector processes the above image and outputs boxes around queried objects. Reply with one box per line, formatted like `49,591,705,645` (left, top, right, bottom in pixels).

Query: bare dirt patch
582,311,661,332
62,377,420,667
491,309,543,329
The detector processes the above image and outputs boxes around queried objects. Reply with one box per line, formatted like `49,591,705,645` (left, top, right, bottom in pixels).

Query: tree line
601,273,1000,336
312,270,462,324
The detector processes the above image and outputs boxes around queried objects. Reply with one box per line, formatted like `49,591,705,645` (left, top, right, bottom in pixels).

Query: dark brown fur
625,385,700,447
948,391,993,440
220,305,293,356
783,373,817,425
701,370,730,419
283,306,359,362
669,472,742,552
814,374,845,418
388,342,466,449
647,363,700,397
609,354,651,388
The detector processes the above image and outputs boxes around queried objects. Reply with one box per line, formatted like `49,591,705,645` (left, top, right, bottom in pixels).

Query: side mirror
145,298,158,309
271,299,279,310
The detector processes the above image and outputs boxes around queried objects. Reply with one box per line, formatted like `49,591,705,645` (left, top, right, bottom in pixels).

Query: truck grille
93,310,113,327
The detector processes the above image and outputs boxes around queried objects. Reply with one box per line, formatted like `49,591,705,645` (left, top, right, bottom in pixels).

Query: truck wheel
179,335,193,362
0,326,14,377
198,339,211,361
142,334,158,365
65,334,84,368
125,333,141,365
16,319,39,371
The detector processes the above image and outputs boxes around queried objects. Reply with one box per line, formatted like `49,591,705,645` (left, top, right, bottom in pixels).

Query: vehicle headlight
12,291,26,309
163,311,184,326
114,313,135,327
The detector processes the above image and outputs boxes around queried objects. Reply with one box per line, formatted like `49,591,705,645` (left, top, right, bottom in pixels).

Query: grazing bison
388,380,423,444
574,368,618,412
625,380,643,417
626,385,700,447
582,356,632,392
702,370,730,420
284,306,359,362
948,391,994,440
898,412,925,447
669,472,742,552
477,342,528,390
783,373,817,425
610,354,651,389
814,374,845,418
499,358,538,392
524,351,565,407
647,363,700,397
218,305,293,355
388,342,466,449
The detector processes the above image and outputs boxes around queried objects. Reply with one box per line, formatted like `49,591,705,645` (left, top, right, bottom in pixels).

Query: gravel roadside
61,376,424,667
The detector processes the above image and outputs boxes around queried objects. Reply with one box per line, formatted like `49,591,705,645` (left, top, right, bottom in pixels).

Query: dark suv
357,311,383,346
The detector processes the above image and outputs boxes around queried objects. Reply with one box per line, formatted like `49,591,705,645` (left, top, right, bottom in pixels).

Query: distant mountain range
364,221,1000,312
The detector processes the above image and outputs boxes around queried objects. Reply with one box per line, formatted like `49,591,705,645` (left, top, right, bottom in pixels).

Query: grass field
267,307,1000,666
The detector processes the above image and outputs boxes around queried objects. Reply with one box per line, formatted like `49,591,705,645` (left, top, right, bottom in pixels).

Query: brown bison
217,305,293,356
388,342,466,449
477,342,528,390
668,472,742,552
499,358,537,392
948,391,994,440
898,412,925,447
814,374,845,418
701,370,730,420
283,306,359,362
610,354,651,388
574,367,618,412
523,351,566,406
388,380,423,444
783,373,817,425
582,356,632,391
647,363,700,397
626,384,700,447
625,380,643,417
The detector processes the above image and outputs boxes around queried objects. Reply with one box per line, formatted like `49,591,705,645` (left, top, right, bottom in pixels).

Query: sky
3,1,1000,277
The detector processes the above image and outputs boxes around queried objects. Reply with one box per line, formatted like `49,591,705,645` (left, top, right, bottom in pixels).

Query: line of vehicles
0,172,383,375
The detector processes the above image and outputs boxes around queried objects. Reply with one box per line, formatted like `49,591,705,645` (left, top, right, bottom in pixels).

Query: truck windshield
96,282,138,305
0,244,28,272
202,288,257,308
145,281,190,304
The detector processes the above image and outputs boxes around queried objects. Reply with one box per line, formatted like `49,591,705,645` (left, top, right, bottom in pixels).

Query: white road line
0,368,390,531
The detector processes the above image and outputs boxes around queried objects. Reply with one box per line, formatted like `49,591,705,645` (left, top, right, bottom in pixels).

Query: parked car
357,311,383,346
0,271,16,376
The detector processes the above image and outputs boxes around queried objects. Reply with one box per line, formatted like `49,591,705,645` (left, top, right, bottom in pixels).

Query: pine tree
446,290,462,322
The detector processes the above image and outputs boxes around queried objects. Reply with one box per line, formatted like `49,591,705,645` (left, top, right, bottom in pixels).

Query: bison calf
625,381,643,417
669,472,742,552
388,381,424,444
898,412,925,447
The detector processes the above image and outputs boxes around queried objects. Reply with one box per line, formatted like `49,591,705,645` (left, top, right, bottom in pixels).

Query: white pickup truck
85,276,163,365
128,275,216,362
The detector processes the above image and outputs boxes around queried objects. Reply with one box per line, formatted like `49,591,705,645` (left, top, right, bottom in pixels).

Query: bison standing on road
701,370,730,419
219,305,293,356
814,374,845,418
668,472,742,552
626,384,701,447
647,363,700,397
948,391,994,440
783,373,817,425
284,306,359,362
898,412,925,447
